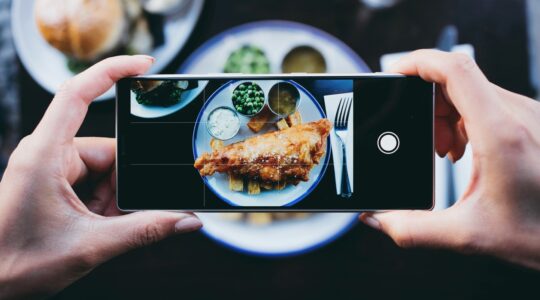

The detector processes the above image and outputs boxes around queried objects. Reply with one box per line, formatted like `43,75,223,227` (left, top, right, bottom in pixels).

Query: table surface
17,0,540,298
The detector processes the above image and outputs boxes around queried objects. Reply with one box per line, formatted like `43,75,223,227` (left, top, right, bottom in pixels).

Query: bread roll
34,0,130,61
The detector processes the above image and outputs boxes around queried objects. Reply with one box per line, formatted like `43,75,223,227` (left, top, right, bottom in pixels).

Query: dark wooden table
17,0,539,299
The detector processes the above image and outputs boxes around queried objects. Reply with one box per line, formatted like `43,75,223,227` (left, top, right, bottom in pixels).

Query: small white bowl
206,106,241,141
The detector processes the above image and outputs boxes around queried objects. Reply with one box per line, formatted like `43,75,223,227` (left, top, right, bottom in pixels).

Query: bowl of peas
231,82,266,116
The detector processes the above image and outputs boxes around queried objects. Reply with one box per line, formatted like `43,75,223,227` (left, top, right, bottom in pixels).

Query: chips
211,111,312,225
247,106,273,133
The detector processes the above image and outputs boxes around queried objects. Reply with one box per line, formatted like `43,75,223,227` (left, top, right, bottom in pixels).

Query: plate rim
192,79,331,207
178,19,371,73
199,213,359,257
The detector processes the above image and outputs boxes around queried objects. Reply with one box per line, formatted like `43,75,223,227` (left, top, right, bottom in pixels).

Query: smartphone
116,74,434,211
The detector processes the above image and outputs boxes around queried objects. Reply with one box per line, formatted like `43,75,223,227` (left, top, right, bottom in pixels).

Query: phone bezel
116,73,435,212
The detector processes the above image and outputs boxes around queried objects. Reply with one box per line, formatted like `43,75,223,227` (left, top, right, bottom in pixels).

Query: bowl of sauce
281,45,327,73
206,106,241,140
268,82,301,117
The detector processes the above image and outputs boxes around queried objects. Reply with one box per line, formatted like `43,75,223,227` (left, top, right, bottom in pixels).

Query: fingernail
174,217,202,233
134,55,155,63
388,60,404,72
361,215,381,231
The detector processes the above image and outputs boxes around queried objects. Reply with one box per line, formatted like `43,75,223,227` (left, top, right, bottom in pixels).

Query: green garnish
232,82,264,115
67,58,92,74
224,45,270,74
131,81,191,107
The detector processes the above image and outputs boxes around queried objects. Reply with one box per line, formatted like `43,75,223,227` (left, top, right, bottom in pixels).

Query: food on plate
275,118,290,131
218,212,313,226
229,173,244,192
281,45,327,73
210,138,224,151
194,119,332,187
246,213,272,225
35,0,153,73
131,80,198,106
247,106,273,133
286,111,303,126
205,110,314,196
210,138,245,191
247,180,261,195
276,111,302,130
206,107,240,140
260,181,273,190
224,45,270,74
268,82,300,116
232,82,265,116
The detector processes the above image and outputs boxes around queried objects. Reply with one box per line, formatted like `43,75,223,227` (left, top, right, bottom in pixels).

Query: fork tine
335,98,344,127
339,97,348,127
343,97,353,127
339,98,348,127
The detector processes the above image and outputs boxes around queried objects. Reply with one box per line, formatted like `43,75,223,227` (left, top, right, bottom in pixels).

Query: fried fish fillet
194,119,331,184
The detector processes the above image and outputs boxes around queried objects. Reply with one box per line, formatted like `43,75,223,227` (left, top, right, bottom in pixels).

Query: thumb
360,209,468,249
88,211,202,263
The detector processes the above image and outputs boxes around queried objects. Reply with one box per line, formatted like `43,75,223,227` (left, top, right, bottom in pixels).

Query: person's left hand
0,56,202,300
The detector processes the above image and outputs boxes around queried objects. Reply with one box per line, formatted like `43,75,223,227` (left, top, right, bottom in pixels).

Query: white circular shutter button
377,132,400,154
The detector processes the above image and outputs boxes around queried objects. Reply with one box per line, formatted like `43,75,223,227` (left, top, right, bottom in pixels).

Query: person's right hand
360,50,540,270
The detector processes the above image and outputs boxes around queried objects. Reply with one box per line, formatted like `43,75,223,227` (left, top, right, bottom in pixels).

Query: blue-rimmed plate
178,20,370,74
183,20,368,257
196,213,358,257
192,80,330,207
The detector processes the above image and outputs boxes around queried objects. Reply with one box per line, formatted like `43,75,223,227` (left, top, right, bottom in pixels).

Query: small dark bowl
268,82,301,117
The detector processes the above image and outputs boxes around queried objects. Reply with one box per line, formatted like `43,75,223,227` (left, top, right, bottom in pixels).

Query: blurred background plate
178,20,371,74
12,0,204,101
130,80,208,118
196,213,358,257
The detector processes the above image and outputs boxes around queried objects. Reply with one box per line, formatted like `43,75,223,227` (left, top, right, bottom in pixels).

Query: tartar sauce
207,107,240,140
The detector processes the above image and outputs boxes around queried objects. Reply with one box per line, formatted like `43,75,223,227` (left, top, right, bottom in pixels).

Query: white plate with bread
12,0,205,101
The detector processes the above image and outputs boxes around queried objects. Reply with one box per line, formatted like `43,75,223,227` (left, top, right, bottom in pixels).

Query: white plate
130,80,208,118
179,20,371,74
192,80,330,207
12,0,205,101
197,213,358,257
183,21,367,256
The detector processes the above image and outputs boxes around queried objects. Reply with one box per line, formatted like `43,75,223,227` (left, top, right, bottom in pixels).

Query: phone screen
116,76,434,211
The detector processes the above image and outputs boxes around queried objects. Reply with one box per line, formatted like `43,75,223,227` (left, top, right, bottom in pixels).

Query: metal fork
334,97,353,198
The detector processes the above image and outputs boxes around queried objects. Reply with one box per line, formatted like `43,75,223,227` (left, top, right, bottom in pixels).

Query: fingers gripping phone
116,74,434,211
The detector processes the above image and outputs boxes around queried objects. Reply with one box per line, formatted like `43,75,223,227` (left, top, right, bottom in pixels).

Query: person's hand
360,50,540,270
0,56,202,299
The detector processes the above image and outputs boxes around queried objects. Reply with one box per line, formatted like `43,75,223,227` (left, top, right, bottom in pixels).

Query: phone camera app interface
118,77,433,210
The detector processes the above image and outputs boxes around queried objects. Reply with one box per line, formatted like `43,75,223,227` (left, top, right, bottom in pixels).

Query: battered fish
194,119,331,185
